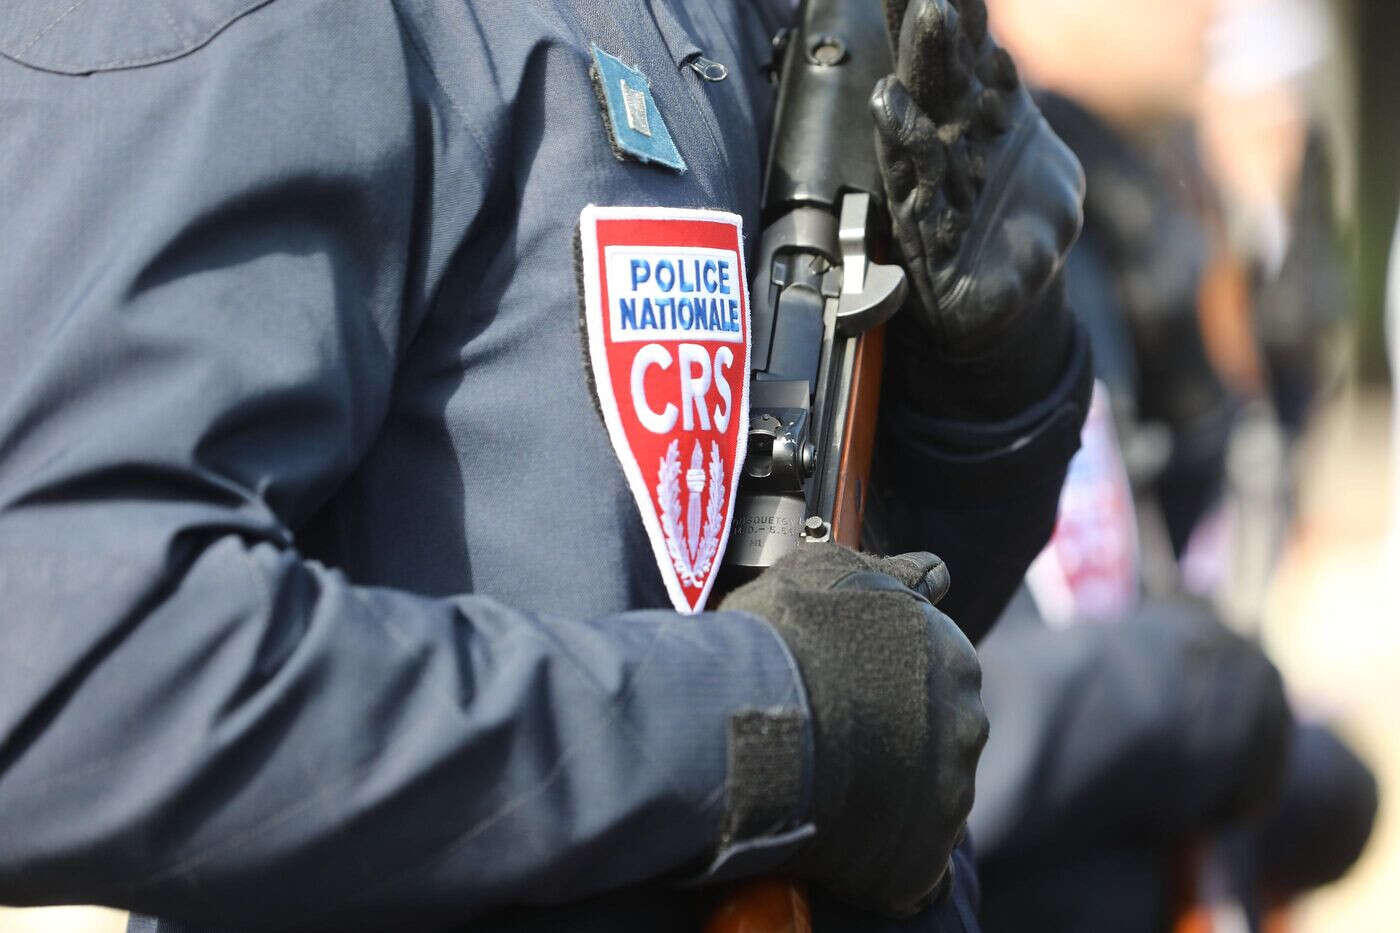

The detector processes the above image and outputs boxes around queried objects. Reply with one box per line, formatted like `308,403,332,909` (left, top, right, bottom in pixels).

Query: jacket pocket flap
1,0,274,75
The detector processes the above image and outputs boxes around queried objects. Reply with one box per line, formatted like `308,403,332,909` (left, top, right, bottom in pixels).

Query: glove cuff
890,275,1076,421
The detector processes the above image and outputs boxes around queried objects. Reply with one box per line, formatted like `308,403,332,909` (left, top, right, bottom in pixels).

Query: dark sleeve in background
1224,720,1379,904
971,600,1373,933
0,2,810,928
969,594,1291,863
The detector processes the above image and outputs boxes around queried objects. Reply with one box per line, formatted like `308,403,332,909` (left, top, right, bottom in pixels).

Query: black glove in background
872,0,1084,419
721,544,986,918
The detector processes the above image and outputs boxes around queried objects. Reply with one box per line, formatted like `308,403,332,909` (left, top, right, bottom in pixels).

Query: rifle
707,1,907,930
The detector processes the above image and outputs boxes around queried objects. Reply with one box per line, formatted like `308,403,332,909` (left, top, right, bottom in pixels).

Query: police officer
0,1,1087,930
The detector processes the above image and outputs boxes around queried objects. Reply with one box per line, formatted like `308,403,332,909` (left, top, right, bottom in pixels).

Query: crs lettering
631,343,735,434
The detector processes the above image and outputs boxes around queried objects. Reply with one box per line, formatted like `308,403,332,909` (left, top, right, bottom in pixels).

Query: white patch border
579,204,751,614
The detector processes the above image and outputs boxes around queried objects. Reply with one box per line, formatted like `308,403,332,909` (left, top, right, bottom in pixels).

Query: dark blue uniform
0,1,1088,929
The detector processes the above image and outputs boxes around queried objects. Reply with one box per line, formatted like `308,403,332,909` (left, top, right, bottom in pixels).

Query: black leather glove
721,544,986,918
872,0,1084,416
1137,601,1293,827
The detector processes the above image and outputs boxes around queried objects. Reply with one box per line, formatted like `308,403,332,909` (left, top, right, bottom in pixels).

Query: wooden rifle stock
829,327,885,547
704,877,812,933
702,327,885,933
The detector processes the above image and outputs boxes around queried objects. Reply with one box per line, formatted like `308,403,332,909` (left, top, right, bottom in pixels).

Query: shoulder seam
389,0,499,172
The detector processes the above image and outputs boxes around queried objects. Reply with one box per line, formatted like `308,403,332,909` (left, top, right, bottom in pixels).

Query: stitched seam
89,46,199,70
17,0,93,56
6,0,273,73
389,0,497,172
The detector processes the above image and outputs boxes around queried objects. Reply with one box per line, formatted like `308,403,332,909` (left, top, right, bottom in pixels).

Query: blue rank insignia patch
590,44,686,173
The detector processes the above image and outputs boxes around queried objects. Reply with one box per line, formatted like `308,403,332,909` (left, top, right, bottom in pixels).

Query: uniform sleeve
0,2,811,928
968,596,1292,862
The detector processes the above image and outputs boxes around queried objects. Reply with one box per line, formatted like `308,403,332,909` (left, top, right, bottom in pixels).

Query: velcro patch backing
723,709,806,848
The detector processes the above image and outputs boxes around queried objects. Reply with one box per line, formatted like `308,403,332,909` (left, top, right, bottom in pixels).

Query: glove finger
961,122,1084,325
871,75,917,208
942,136,977,211
881,0,911,52
971,86,1010,139
775,540,873,576
975,44,1019,93
871,76,947,199
897,0,967,122
947,0,988,48
874,552,951,605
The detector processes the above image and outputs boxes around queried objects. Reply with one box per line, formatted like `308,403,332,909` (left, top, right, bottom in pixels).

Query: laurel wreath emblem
656,439,726,588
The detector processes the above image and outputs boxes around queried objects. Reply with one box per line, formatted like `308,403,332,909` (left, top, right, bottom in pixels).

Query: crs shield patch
578,205,750,614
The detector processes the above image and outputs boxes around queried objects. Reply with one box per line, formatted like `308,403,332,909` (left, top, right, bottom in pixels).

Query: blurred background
986,0,1396,929
1,0,1395,930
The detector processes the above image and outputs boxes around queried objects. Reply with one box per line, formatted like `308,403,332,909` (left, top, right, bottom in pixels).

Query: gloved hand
872,0,1083,356
721,544,987,918
1136,601,1293,827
